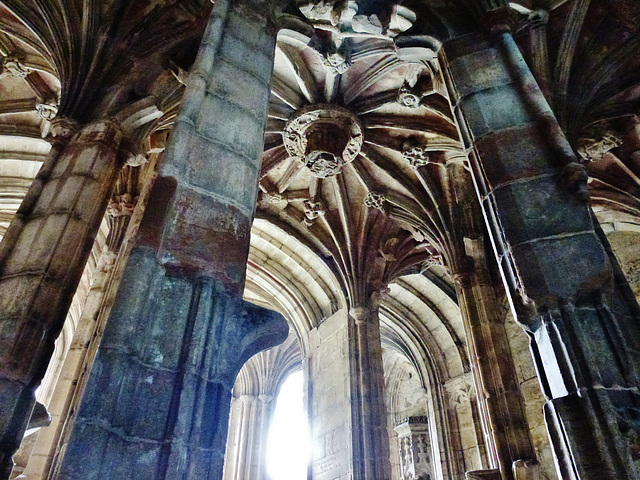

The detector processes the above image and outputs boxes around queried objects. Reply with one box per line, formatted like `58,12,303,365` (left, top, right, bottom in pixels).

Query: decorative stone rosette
283,104,363,178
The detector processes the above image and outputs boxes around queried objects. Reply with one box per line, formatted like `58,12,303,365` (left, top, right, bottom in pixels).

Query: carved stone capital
46,117,81,146
444,373,475,409
349,306,371,324
284,104,362,178
512,459,541,480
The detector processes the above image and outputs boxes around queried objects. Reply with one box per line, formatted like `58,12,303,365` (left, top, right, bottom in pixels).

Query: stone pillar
308,306,391,480
447,161,539,480
19,158,159,480
0,118,125,478
394,416,435,480
443,16,640,480
453,237,539,480
55,0,288,478
223,393,273,480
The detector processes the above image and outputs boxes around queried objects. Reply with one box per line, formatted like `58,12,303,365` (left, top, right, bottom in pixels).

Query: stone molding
284,104,363,178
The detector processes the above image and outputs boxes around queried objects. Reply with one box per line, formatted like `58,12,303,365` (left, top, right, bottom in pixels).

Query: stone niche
394,416,434,480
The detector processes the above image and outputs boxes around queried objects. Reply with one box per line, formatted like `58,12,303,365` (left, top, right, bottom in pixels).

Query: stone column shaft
224,394,273,480
443,29,640,480
55,0,288,478
308,306,391,480
0,120,124,478
350,307,392,480
454,239,538,479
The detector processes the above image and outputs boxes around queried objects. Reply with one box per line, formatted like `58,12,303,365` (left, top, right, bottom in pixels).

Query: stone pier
443,11,640,479
55,0,288,478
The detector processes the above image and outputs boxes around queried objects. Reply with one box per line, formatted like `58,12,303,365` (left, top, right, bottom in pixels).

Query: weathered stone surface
55,0,288,478
0,119,124,477
445,29,640,480
58,248,288,480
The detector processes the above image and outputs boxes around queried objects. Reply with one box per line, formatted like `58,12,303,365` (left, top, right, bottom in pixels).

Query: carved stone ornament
577,131,622,162
322,50,351,75
0,55,31,78
107,193,136,218
303,199,326,226
402,138,430,168
36,102,59,121
299,0,346,25
444,373,475,409
397,84,422,109
284,104,363,178
421,254,444,270
47,117,80,145
364,192,385,211
263,191,283,204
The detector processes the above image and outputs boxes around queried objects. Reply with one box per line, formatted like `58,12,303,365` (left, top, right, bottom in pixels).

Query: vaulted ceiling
0,0,638,377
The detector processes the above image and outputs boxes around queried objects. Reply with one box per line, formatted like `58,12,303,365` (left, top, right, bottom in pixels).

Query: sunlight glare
266,371,309,480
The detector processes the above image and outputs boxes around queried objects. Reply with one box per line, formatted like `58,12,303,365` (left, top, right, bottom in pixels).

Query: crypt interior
0,0,639,479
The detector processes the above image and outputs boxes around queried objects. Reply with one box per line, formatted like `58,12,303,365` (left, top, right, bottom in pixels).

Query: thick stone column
443,19,640,480
55,1,288,479
308,306,391,480
20,158,160,480
0,119,125,478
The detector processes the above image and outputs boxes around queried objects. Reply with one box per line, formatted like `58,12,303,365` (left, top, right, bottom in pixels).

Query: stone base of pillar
512,459,540,480
466,468,501,479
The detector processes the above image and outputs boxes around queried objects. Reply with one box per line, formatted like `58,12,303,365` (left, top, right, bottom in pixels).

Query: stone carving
36,102,59,120
322,49,351,75
402,138,431,168
46,117,80,145
364,192,385,211
397,72,435,109
444,373,475,409
512,459,541,480
561,161,589,200
107,193,136,218
299,1,415,37
299,0,347,25
263,191,283,204
395,417,433,480
303,199,326,226
577,131,622,162
421,254,445,270
284,104,362,178
397,82,424,109
0,55,31,78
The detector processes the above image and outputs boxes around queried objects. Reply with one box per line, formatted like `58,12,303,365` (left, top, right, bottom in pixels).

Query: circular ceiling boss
283,104,363,178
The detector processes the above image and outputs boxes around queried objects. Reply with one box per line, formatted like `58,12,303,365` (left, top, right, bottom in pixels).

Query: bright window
266,370,309,479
